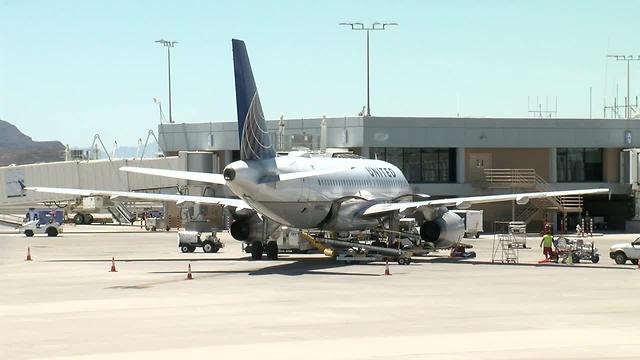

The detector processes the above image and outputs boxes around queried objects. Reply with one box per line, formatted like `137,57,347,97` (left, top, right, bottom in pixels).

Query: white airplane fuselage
224,156,412,229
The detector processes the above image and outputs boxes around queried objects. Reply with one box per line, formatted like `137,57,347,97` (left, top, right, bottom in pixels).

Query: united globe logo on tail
232,39,276,161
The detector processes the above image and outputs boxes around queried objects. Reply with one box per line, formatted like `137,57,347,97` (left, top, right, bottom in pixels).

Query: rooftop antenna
111,140,118,159
153,98,166,124
320,115,327,153
278,115,286,151
528,96,557,118
607,54,640,118
135,138,143,159
589,86,593,119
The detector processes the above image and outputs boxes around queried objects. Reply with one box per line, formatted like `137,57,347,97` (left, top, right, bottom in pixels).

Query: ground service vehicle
20,220,62,237
178,231,224,253
609,237,640,265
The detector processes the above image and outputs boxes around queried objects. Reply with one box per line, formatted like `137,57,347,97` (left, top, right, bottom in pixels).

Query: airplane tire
251,241,263,260
265,241,278,260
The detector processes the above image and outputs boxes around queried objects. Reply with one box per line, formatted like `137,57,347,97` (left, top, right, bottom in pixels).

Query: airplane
28,39,610,262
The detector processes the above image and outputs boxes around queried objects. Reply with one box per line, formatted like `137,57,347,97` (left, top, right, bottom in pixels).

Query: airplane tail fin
232,39,276,161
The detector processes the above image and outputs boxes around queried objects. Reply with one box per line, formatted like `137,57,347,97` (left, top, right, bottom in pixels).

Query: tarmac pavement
1,229,640,359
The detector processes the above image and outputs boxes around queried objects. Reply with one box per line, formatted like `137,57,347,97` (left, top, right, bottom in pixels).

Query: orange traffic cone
384,260,391,276
25,247,32,261
109,257,117,272
186,263,193,280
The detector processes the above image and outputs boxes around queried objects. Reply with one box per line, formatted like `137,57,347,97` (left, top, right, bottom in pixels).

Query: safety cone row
384,260,391,276
186,263,194,280
109,257,118,272
25,247,32,261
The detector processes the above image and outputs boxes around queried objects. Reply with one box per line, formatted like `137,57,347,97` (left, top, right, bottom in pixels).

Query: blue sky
1,0,638,146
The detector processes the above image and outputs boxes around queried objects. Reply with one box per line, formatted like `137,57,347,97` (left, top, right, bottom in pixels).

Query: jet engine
419,211,465,248
229,214,264,242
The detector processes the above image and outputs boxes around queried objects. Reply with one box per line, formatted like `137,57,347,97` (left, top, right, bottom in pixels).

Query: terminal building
1,115,638,232
158,115,639,231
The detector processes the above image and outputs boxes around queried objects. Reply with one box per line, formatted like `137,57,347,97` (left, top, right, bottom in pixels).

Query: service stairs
484,168,583,225
0,214,24,228
107,203,136,225
492,233,519,264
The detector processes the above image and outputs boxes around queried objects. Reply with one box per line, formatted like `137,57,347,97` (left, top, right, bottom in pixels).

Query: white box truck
452,210,484,238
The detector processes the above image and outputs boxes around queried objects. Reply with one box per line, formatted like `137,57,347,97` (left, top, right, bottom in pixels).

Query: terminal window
556,148,603,182
369,147,456,183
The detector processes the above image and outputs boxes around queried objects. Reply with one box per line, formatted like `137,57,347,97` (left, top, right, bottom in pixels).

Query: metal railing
484,168,537,188
482,168,584,224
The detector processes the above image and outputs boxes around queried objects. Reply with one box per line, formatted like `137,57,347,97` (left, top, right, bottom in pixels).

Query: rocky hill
0,120,65,166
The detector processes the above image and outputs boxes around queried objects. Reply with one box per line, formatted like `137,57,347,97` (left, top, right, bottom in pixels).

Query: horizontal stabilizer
120,167,226,185
277,167,355,181
259,167,355,184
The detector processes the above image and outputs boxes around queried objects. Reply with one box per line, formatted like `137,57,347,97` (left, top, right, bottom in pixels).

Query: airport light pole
607,55,640,119
155,39,178,123
340,22,397,117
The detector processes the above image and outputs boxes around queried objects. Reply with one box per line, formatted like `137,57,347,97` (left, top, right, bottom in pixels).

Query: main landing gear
248,240,279,261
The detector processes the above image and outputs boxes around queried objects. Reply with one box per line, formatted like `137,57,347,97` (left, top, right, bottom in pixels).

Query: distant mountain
112,143,160,159
87,143,160,159
0,120,65,166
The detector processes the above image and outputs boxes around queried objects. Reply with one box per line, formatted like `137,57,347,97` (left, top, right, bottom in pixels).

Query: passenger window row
317,178,404,188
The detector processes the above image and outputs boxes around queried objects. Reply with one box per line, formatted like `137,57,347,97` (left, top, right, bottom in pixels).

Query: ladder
492,233,519,263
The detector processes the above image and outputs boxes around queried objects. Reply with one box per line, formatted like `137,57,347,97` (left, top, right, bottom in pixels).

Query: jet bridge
0,156,183,208
0,151,230,231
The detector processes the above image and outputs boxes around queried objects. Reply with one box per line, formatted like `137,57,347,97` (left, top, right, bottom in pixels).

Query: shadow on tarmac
151,257,382,277
411,256,633,271
46,254,634,277
45,257,249,263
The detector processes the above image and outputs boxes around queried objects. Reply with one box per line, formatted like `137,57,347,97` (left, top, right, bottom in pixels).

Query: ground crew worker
540,231,554,260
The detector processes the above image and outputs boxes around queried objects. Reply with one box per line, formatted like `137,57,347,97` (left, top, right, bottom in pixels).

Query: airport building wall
158,116,637,230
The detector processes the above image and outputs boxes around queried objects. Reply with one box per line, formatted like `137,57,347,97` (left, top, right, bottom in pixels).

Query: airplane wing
26,187,249,209
362,188,610,216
